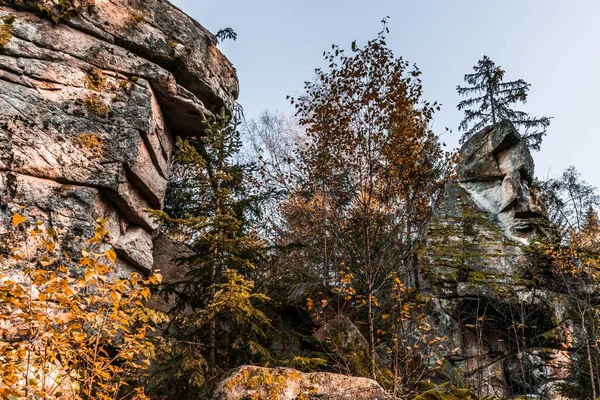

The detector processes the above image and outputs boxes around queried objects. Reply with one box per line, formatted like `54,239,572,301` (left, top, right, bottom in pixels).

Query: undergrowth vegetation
0,215,165,399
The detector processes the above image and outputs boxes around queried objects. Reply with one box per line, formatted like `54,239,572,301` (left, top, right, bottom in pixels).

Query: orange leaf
106,249,117,264
12,213,26,227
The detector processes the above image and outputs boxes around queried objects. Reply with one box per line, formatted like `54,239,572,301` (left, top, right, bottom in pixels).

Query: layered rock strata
0,0,238,273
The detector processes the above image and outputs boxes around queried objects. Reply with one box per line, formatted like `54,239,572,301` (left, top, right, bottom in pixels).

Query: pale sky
171,0,600,188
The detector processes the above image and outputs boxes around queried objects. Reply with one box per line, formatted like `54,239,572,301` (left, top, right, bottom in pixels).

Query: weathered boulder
212,366,392,400
314,315,369,352
313,314,373,377
0,0,237,274
420,122,572,399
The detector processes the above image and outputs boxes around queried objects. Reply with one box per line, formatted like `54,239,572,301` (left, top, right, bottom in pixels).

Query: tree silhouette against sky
457,55,551,150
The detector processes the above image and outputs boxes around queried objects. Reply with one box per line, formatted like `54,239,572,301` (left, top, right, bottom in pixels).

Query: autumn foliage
287,18,455,380
0,215,165,400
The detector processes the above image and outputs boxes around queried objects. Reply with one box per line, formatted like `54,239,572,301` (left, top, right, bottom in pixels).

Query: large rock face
0,0,237,273
421,122,571,399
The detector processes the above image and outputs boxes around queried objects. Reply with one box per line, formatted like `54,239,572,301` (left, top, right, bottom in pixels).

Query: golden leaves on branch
0,215,166,399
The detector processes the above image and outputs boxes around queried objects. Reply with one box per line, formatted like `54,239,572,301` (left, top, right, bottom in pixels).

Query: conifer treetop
457,55,551,150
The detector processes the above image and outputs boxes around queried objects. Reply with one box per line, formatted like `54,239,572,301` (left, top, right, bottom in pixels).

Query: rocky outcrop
212,366,392,400
0,0,237,273
421,122,571,399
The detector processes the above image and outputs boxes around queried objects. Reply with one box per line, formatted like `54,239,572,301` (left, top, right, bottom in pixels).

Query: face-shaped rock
458,122,543,242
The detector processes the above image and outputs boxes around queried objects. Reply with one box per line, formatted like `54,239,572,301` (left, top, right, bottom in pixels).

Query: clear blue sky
172,0,600,187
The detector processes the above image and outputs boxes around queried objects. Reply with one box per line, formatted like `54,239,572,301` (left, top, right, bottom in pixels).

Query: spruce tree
457,55,551,150
148,110,270,398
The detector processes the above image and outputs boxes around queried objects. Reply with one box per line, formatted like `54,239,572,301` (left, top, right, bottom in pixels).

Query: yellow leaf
110,291,122,303
106,249,117,264
85,270,95,282
12,213,26,227
149,273,162,285
40,258,54,267
56,312,75,323
72,331,86,342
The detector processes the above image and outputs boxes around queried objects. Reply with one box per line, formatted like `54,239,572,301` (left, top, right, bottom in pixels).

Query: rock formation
0,0,237,274
212,366,392,400
421,121,571,398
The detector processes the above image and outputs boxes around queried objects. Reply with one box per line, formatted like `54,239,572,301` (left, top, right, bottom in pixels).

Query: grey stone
212,366,392,400
458,121,540,243
114,226,154,273
145,232,194,315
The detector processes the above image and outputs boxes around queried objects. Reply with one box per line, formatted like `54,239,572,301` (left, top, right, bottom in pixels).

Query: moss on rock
84,94,109,118
0,15,16,49
84,67,106,91
216,366,392,400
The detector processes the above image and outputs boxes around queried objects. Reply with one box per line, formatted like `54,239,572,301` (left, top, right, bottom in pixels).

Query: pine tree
148,110,270,397
457,55,551,150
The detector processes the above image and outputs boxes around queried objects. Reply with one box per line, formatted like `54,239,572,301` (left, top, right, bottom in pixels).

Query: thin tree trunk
367,285,376,380
323,184,329,287
583,310,597,399
209,269,216,376
486,65,497,124
364,191,376,380
587,337,596,399
209,172,224,376
365,112,377,380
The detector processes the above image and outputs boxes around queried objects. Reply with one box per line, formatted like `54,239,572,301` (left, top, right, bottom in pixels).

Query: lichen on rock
4,0,95,23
